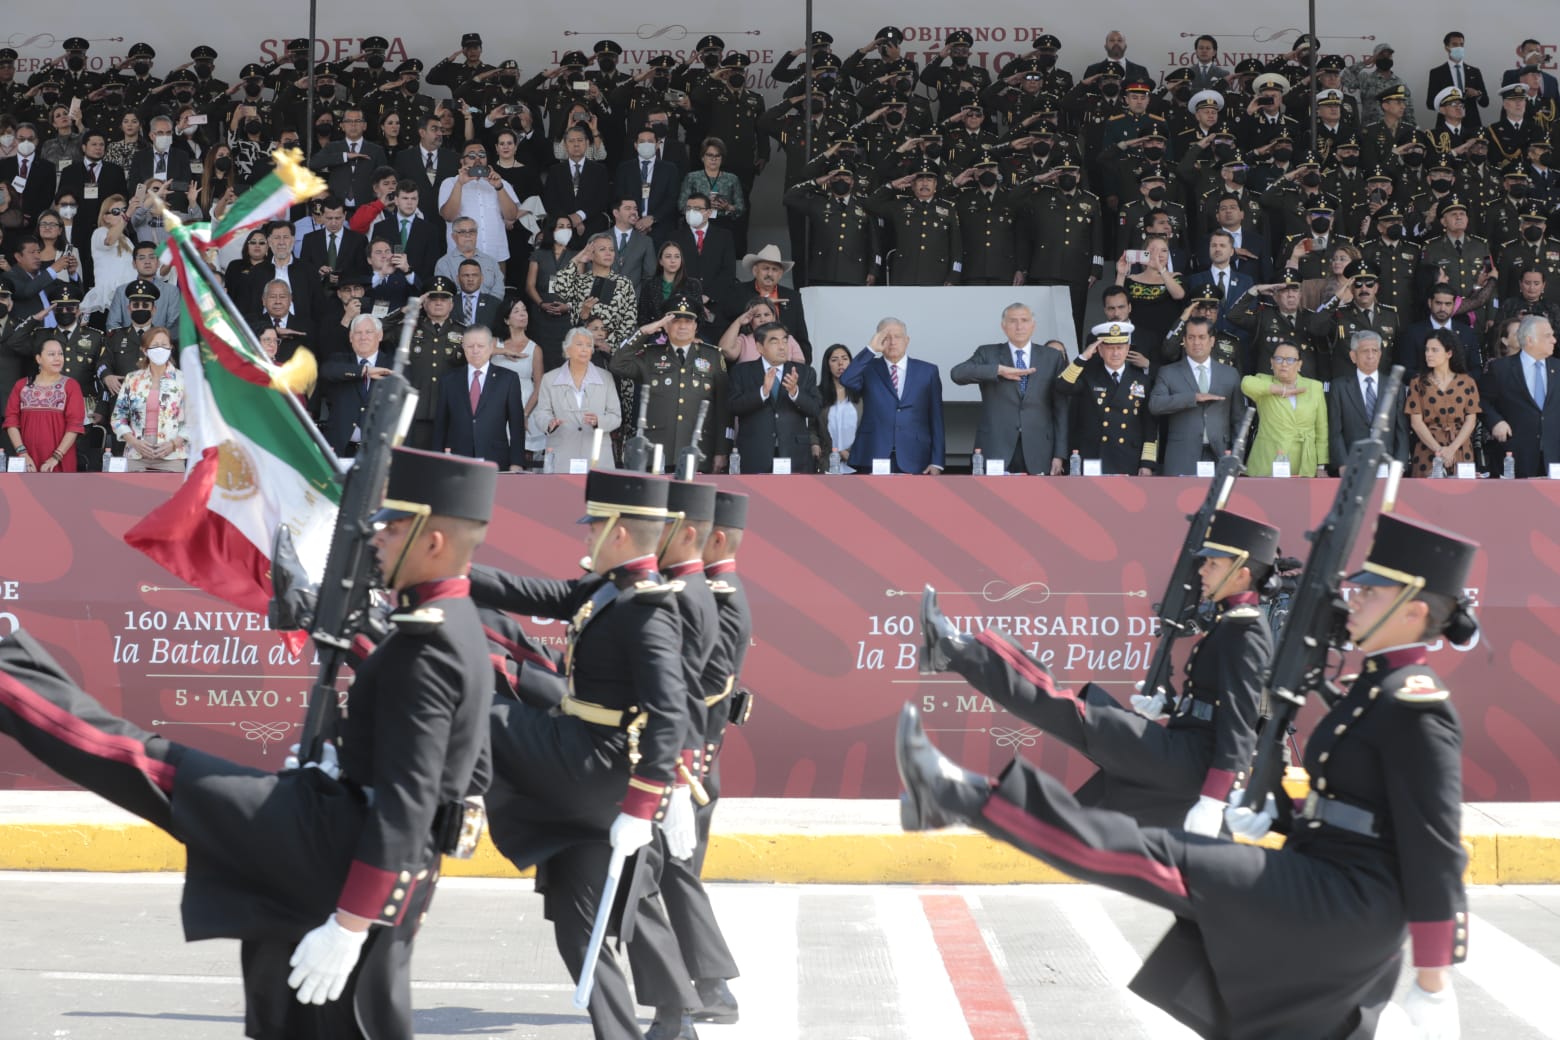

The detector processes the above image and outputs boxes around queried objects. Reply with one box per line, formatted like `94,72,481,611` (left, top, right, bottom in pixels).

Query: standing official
1483,315,1560,476
728,321,821,472
839,317,945,473
1015,160,1103,340
390,276,466,449
1148,316,1243,475
866,165,962,285
783,165,880,286
1055,322,1158,474
950,303,1069,474
611,296,731,473
433,327,528,471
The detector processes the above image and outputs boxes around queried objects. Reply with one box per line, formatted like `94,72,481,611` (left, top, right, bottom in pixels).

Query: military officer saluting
921,31,993,123
1330,263,1401,372
427,32,495,102
612,296,731,473
866,163,962,286
389,276,465,449
1056,321,1158,474
951,157,1025,284
1362,203,1422,314
783,163,881,285
1014,158,1103,341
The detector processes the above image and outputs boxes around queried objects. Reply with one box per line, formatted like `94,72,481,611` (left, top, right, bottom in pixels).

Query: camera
469,164,490,179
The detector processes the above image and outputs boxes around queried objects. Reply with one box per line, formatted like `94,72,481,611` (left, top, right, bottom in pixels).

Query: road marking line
1053,891,1199,1038
705,885,799,1038
875,889,974,1040
1459,914,1560,1038
920,891,1028,1040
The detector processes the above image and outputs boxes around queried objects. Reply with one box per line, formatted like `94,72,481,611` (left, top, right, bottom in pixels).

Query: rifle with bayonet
676,399,710,480
622,389,652,473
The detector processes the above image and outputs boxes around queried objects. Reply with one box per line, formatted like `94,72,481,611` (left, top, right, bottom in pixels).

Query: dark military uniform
1332,301,1402,374
1496,231,1560,301
1055,347,1158,473
1226,290,1338,379
692,61,768,187
609,328,730,472
954,175,1026,284
1419,231,1491,299
389,279,466,449
425,36,494,104
782,179,880,285
1362,221,1423,314
1015,180,1103,338
866,180,962,286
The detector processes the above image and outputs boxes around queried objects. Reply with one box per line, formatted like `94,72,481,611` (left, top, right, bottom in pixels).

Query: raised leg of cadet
0,631,177,831
542,841,647,1040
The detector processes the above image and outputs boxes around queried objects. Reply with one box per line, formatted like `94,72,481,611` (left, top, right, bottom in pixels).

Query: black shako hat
372,446,497,524
1193,510,1281,568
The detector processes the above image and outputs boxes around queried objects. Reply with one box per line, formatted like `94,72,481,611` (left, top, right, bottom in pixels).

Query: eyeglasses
1354,279,1378,288
454,228,477,235
1272,357,1301,365
37,221,60,228
106,207,126,216
463,153,485,160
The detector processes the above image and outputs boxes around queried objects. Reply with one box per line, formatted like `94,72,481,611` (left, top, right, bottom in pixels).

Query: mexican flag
125,164,337,623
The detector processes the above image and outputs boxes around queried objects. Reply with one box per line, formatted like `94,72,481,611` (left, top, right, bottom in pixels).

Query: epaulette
388,606,445,634
632,579,685,602
1390,666,1450,706
1109,113,1128,121
1222,605,1262,620
709,580,737,596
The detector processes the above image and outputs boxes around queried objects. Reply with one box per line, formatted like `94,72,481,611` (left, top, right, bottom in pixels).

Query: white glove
609,812,654,855
283,741,341,779
1130,691,1169,719
1224,791,1277,841
1182,794,1226,837
1401,981,1460,1039
664,787,697,861
287,915,369,1005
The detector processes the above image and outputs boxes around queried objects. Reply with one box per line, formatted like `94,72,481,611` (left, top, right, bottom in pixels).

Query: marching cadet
866,163,962,286
898,512,1478,1040
919,508,1279,832
0,446,497,1039
1055,321,1158,474
1227,275,1338,379
783,164,881,285
1330,263,1402,373
951,158,1025,284
1419,195,1492,300
1014,158,1102,341
611,296,731,472
1362,203,1422,315
472,469,698,1040
388,275,465,449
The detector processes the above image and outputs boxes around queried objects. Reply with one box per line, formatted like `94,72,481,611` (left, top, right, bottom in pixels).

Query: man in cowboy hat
722,244,810,360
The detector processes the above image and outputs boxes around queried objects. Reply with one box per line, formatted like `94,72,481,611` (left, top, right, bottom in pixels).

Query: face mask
363,53,385,69
181,124,198,136
1402,151,1425,168
1100,82,1120,98
1338,153,1359,168
1143,146,1165,160
635,141,658,160
195,62,214,78
1032,140,1052,159
685,209,706,228
133,61,152,75
214,156,232,174
702,53,720,69
818,72,838,89
598,56,618,73
0,134,12,148
1214,143,1236,162
1146,185,1167,202
130,307,153,324
884,109,905,127
1430,177,1454,192
1376,57,1394,73
650,123,669,139
153,134,173,151
67,55,86,72
1230,169,1248,186
1057,173,1078,191
1449,46,1465,62
893,76,913,94
923,140,944,159
58,205,77,219
146,346,172,365
650,73,670,91
977,170,999,188
809,97,826,114
0,301,9,319
244,82,263,96
1381,223,1402,239
1272,147,1293,163
15,140,35,157
243,119,263,136
316,123,334,136
1173,85,1191,101
1368,188,1386,204
554,228,573,246
1309,216,1331,234
1300,171,1322,188
404,78,420,92
1524,224,1545,243
829,179,852,196
1510,183,1530,199
1038,53,1057,69
54,307,78,326
728,73,748,89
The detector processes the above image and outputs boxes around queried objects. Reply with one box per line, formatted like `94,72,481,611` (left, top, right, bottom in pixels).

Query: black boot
267,526,319,632
896,704,992,831
919,584,967,674
644,1007,699,1040
691,977,738,1024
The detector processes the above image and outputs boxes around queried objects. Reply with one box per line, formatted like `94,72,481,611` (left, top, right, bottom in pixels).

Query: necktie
1534,358,1548,409
1454,239,1463,256
1197,363,1209,393
618,231,627,250
677,347,687,366
272,315,282,329
1454,64,1463,92
1217,270,1227,297
1015,348,1028,397
695,229,705,253
891,362,901,397
1111,369,1121,387
641,159,651,182
1364,375,1377,416
572,163,580,191
156,154,166,175
326,233,338,268
358,357,371,400
18,157,28,179
88,163,98,183
399,217,410,246
470,370,483,413
425,151,435,174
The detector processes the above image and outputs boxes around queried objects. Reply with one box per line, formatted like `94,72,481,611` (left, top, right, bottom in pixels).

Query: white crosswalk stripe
1052,890,1200,1038
1456,913,1560,1038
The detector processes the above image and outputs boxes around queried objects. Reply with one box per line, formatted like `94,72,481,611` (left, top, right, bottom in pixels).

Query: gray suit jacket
608,229,657,286
1328,371,1411,468
950,342,1069,470
1147,358,1242,476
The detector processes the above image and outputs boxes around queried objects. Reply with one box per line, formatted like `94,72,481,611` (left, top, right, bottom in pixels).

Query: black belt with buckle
1175,697,1215,722
1300,791,1380,837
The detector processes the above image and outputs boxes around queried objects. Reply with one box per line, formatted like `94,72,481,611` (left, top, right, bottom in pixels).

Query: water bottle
103,448,113,472
1431,455,1446,479
971,449,985,475
1069,450,1082,475
1503,451,1516,479
542,449,556,474
827,450,842,474
729,447,741,475
1274,451,1290,477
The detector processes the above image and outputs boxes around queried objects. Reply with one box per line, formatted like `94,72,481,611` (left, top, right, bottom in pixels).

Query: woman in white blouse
530,326,622,469
491,299,547,461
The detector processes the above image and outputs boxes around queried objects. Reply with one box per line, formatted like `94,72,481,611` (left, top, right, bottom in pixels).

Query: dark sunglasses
106,207,126,216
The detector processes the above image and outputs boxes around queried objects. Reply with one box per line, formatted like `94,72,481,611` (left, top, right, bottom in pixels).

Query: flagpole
157,202,343,468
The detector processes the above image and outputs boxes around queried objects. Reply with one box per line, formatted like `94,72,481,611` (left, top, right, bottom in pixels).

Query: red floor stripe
921,892,1029,1040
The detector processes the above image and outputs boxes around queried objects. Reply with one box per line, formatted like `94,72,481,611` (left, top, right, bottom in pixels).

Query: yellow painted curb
0,822,1549,884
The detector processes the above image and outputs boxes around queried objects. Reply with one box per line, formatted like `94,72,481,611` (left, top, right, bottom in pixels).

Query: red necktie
469,370,482,413
890,362,900,396
695,229,705,253
18,158,28,179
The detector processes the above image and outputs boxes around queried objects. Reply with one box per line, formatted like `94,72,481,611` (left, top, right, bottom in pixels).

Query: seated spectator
1406,329,1480,476
638,240,693,326
248,280,315,363
813,343,862,469
4,336,83,472
1495,269,1560,331
551,232,638,349
434,217,503,295
718,298,805,365
433,326,527,471
840,317,944,474
530,325,622,469
728,320,820,472
1241,341,1328,476
436,140,520,267
110,326,186,473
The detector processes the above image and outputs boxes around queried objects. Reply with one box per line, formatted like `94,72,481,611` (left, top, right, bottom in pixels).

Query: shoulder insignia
1223,605,1262,620
1108,113,1127,121
388,606,445,633
1393,669,1450,705
632,578,686,600
709,580,737,596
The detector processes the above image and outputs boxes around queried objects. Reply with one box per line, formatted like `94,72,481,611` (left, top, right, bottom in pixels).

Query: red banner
0,475,1554,799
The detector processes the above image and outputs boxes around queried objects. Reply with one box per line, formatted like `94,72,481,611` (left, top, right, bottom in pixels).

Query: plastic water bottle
971,449,985,475
729,447,741,475
1431,456,1446,479
1503,451,1516,479
1069,450,1082,475
103,448,113,472
1274,451,1290,477
827,450,842,474
542,449,556,474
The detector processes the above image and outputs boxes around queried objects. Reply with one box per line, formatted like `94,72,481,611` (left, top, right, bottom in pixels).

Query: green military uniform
1279,231,1357,280
1418,199,1491,298
692,55,768,185
426,31,494,103
1015,174,1103,337
388,276,466,450
782,175,880,285
117,43,163,110
1361,208,1423,314
866,174,962,286
1332,300,1402,374
1118,195,1188,252
609,307,730,474
1496,222,1560,302
954,166,1026,284
1226,283,1339,379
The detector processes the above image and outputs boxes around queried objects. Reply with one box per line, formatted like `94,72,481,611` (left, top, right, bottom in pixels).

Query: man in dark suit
839,317,945,473
370,180,443,285
671,194,738,307
247,279,317,366
55,131,128,232
391,115,460,231
728,320,821,472
615,126,683,243
306,109,388,208
950,303,1070,475
1198,198,1271,282
298,197,371,291
1148,317,1243,476
542,126,612,237
0,125,58,218
319,314,393,455
433,326,528,471
1083,30,1151,84
1187,230,1258,337
128,115,194,185
1397,286,1482,377
4,236,69,319
239,221,327,324
1483,315,1560,476
451,259,503,331
1426,33,1490,129
604,197,657,285
1327,330,1411,473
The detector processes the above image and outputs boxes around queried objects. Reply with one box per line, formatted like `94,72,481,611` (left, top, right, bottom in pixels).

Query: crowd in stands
3,26,1560,476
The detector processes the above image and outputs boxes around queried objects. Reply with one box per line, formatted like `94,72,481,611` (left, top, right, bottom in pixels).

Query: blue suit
839,348,945,473
1187,267,1256,340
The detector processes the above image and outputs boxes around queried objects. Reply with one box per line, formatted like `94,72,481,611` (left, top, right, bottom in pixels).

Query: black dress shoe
267,525,319,632
691,977,738,1024
644,1009,699,1040
920,584,966,674
896,704,992,831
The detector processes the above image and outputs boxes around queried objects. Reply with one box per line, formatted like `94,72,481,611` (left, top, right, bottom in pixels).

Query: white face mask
58,205,77,219
15,140,36,157
0,134,13,149
686,209,707,229
554,228,573,246
635,141,657,160
146,346,172,365
181,125,198,136
153,134,173,152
